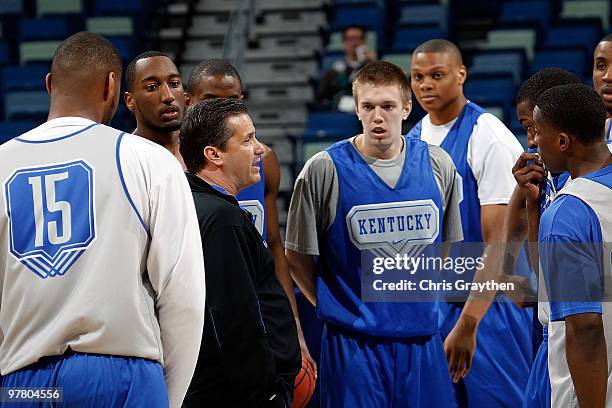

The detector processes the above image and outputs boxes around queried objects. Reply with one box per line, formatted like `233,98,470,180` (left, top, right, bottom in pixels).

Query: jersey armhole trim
115,132,151,238
15,123,99,143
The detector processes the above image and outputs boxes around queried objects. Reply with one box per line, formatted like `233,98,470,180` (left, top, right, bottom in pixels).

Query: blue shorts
440,302,533,407
523,327,551,408
1,351,168,407
320,323,455,408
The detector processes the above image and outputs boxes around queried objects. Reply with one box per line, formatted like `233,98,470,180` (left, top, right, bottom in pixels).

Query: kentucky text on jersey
356,212,433,235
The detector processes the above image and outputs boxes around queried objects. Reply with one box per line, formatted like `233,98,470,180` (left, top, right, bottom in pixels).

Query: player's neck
134,128,186,170
354,134,404,160
196,168,238,197
567,144,612,178
47,101,105,123
428,95,468,126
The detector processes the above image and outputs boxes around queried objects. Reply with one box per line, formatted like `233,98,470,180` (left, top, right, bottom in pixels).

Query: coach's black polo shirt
184,173,300,407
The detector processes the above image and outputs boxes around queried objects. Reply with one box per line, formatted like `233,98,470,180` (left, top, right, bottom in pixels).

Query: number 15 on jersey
4,160,96,279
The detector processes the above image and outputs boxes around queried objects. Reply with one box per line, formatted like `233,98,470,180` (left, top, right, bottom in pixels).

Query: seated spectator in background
180,98,301,407
316,25,375,110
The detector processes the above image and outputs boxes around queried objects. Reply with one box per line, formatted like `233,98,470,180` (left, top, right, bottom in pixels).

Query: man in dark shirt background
179,98,300,407
316,25,375,109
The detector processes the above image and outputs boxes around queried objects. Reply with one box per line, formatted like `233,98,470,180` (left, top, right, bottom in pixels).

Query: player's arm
285,151,337,308
262,147,317,374
445,204,506,382
286,250,317,306
146,160,206,408
565,313,607,407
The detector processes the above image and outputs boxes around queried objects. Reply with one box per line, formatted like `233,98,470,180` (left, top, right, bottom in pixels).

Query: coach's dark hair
352,61,411,106
51,32,122,85
413,39,463,65
536,84,606,145
187,59,243,95
125,51,172,92
180,98,249,173
341,25,366,40
516,68,581,106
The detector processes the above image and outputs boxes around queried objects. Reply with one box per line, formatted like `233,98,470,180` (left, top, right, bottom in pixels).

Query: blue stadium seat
499,1,550,29
0,0,22,15
19,18,69,42
332,5,384,32
464,73,515,113
108,37,132,61
0,41,9,67
0,120,36,144
544,22,602,55
94,0,143,15
531,48,587,78
1,66,48,93
390,25,444,53
398,4,448,34
4,91,49,121
303,111,360,139
470,49,526,84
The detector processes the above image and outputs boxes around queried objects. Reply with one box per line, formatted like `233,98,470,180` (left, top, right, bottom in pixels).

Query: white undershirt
420,112,523,205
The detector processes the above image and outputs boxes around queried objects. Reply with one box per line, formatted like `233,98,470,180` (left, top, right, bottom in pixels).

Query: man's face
533,105,564,172
355,82,410,148
190,74,242,103
125,56,185,133
343,27,365,59
220,113,265,192
411,52,466,114
517,100,536,147
593,41,612,116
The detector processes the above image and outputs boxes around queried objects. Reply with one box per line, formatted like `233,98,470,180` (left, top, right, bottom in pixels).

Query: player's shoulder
121,133,181,166
426,143,455,169
541,194,599,241
299,150,334,177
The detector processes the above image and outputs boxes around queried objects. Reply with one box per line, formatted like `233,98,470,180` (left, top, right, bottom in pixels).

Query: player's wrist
457,313,480,333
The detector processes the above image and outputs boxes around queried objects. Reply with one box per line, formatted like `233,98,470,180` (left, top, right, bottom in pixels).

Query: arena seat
0,120,37,144
398,4,449,35
470,49,526,84
390,25,444,53
4,91,49,121
561,0,609,30
484,29,537,62
86,16,134,36
531,47,587,78
498,0,551,30
19,18,69,42
36,0,82,17
382,53,411,73
302,111,360,139
20,41,61,65
544,21,602,55
1,66,47,93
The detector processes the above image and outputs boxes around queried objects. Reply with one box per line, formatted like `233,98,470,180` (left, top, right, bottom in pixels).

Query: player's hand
512,153,545,203
501,275,537,308
444,314,478,383
297,325,317,379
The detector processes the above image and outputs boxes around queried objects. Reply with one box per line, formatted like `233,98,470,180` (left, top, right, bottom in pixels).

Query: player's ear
402,99,412,120
559,132,570,152
458,65,467,86
45,73,52,95
203,145,223,166
184,92,192,107
103,71,117,103
124,91,135,111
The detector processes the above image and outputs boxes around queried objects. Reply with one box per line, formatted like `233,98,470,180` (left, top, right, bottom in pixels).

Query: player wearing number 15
0,33,206,407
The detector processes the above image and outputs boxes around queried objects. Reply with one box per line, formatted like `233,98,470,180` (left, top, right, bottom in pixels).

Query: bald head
50,32,122,93
413,39,463,65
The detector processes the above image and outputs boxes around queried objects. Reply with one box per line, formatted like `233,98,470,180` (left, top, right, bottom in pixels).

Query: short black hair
536,84,606,145
341,25,366,40
413,39,462,65
515,68,581,106
125,51,171,92
187,59,243,95
51,32,122,86
180,98,249,174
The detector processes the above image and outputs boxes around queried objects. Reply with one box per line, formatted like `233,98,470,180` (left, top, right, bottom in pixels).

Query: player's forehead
357,82,403,104
195,74,241,97
595,41,612,60
411,51,457,72
134,56,180,81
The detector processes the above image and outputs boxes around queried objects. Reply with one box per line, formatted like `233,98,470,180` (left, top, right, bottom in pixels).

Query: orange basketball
291,357,316,408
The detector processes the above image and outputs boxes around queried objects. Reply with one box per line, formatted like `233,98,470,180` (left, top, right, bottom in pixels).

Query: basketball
291,357,316,408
